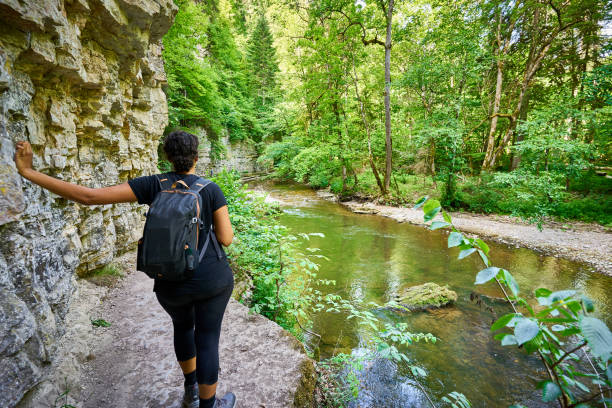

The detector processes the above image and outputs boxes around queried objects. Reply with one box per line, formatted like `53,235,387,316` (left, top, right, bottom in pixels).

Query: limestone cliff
195,133,260,176
0,1,176,406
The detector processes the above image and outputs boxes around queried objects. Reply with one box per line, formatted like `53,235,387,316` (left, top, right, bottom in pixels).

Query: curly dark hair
163,130,199,173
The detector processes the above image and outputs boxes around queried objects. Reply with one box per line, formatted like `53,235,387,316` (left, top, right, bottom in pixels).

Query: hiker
14,130,237,408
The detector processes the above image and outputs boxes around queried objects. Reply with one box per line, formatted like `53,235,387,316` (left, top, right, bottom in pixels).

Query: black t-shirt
128,172,233,295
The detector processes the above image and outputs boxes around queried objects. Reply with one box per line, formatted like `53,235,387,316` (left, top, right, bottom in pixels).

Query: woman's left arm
15,141,137,205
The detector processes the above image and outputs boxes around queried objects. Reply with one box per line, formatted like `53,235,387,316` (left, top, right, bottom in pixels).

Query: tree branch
551,341,587,369
569,388,612,408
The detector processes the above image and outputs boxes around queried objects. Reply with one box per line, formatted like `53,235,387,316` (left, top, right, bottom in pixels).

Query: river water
258,181,612,408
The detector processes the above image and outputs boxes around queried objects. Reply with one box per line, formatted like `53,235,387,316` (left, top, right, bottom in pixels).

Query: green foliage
91,319,111,328
54,378,76,408
457,172,612,226
317,353,365,407
83,263,124,287
213,172,450,405
442,391,471,408
247,13,279,112
210,171,330,333
162,0,261,142
88,264,123,278
416,196,612,407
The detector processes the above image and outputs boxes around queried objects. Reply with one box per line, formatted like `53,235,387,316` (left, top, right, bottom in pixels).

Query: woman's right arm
15,141,138,205
213,205,234,246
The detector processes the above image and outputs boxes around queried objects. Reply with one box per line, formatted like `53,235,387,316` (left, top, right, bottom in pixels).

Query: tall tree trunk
483,3,580,169
510,91,529,170
482,12,506,170
383,0,394,193
351,55,385,194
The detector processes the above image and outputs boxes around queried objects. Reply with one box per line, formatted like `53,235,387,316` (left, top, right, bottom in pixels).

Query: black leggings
156,284,233,385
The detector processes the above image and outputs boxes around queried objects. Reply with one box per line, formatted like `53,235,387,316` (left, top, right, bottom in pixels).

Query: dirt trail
335,197,612,276
72,256,314,408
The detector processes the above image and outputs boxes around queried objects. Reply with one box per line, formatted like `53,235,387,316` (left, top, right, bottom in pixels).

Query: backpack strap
189,177,212,193
190,176,224,261
155,174,172,191
198,227,225,261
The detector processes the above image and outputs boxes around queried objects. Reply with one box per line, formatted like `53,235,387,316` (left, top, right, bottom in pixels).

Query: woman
14,130,237,408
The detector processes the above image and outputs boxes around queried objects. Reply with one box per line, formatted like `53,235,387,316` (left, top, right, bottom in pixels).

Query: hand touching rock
14,141,33,176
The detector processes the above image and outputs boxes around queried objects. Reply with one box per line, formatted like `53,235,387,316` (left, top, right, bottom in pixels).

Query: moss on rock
393,282,458,311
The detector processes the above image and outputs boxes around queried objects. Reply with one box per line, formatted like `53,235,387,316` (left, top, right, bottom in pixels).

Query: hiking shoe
182,383,199,408
213,392,236,408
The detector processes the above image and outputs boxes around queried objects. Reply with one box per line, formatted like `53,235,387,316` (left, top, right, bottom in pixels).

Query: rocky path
55,256,314,408
336,197,612,276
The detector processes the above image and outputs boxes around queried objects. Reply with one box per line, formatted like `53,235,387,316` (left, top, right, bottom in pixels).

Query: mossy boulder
392,282,458,312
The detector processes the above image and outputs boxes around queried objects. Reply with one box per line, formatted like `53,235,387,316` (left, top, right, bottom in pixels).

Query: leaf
559,326,580,337
503,269,520,297
442,211,452,223
448,232,463,248
474,267,500,285
424,207,441,222
582,296,595,313
535,288,552,298
580,317,612,361
410,366,426,377
91,319,111,327
491,313,519,331
414,196,428,209
458,248,477,260
475,239,489,255
423,199,441,215
501,334,518,346
549,290,576,302
477,249,489,266
430,221,450,230
537,296,553,306
514,319,539,345
538,381,561,402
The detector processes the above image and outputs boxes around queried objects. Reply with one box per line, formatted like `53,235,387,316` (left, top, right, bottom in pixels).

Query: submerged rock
392,282,458,311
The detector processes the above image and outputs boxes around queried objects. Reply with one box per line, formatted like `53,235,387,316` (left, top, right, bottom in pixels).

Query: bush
553,195,612,225
211,171,327,334
457,172,611,226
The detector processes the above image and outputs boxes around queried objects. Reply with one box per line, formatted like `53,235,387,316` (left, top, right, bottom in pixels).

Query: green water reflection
259,182,612,407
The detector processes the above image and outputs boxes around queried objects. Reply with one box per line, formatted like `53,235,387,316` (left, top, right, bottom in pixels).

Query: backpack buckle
191,217,198,224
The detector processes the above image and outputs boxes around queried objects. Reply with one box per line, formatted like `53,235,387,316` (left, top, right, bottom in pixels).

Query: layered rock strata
0,1,176,406
195,134,260,175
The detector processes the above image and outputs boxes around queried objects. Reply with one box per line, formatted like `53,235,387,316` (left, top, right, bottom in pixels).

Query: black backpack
136,174,224,281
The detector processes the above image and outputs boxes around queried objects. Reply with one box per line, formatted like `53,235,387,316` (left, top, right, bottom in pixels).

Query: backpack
136,174,224,281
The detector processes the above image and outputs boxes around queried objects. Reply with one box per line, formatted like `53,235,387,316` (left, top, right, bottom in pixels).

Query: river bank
315,191,612,276
17,252,315,408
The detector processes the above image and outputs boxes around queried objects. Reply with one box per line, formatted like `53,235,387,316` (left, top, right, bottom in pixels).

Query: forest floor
320,192,612,276
24,252,314,408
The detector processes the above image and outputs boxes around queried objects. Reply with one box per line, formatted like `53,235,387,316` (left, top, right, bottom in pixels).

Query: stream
258,181,612,408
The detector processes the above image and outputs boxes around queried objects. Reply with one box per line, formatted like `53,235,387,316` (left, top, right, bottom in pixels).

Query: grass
83,263,124,287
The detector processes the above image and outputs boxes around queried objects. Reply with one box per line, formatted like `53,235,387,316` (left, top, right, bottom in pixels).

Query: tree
247,12,280,112
481,0,604,170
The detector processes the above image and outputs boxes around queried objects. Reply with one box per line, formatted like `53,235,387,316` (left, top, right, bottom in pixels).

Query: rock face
393,282,458,311
0,1,177,406
195,133,259,175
